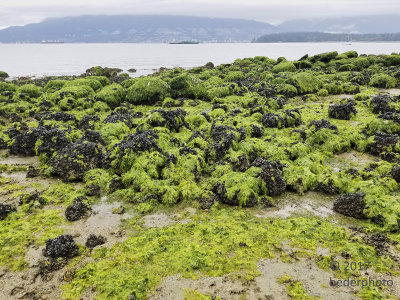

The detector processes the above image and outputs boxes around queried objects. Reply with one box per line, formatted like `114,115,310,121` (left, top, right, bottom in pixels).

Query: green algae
278,275,321,300
0,208,64,270
183,289,219,300
61,207,397,299
126,77,169,104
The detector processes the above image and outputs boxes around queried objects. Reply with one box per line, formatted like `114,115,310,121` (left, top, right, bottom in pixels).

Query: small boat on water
169,40,199,44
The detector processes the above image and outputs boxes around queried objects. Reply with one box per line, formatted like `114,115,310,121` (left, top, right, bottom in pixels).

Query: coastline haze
1,0,400,29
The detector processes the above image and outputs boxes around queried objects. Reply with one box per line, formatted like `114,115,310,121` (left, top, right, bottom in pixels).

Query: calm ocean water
0,42,399,78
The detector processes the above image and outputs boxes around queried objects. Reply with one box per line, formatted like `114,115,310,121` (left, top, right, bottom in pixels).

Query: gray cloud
0,0,399,29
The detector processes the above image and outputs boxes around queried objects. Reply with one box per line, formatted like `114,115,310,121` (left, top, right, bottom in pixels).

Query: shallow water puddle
325,150,377,172
379,88,400,96
0,154,40,167
253,192,335,219
142,207,196,228
62,196,130,247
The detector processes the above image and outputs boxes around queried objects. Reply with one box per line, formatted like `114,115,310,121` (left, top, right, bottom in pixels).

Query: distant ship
41,40,64,44
169,40,199,44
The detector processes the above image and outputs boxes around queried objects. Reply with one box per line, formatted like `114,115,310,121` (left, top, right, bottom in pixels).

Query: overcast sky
1,0,399,29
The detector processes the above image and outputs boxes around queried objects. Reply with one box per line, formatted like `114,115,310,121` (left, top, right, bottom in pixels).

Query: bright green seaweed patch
62,208,397,299
278,275,321,300
0,208,64,270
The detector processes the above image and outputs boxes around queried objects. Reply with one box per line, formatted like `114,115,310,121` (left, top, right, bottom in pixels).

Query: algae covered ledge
0,51,400,299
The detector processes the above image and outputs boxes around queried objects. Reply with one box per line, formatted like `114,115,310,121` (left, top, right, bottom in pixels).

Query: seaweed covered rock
79,130,105,145
85,234,106,249
49,141,104,181
308,119,338,132
366,132,400,157
315,179,340,195
126,77,169,105
84,184,101,197
79,115,100,130
36,128,71,156
213,182,258,207
148,109,187,131
378,112,400,124
19,192,46,208
210,123,244,159
104,109,134,128
95,83,126,107
36,258,68,281
289,72,321,94
36,112,77,123
85,66,122,78
262,109,301,128
391,165,400,183
272,61,296,73
370,95,399,114
369,74,397,89
26,166,40,178
170,73,197,98
65,197,91,221
364,233,390,255
8,127,70,156
9,128,45,156
328,101,357,120
0,203,16,220
254,158,287,196
105,130,160,172
43,235,79,259
333,193,366,219
310,51,338,63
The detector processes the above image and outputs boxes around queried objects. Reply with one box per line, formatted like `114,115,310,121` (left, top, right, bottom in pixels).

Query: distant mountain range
0,15,276,43
0,14,399,43
278,15,400,34
254,32,400,43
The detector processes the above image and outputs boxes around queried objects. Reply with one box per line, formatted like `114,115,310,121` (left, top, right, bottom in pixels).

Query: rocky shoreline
1,51,400,299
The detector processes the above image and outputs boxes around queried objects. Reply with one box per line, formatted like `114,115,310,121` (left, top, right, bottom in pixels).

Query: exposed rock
364,233,391,255
366,132,400,157
19,192,45,208
391,165,400,183
315,179,340,195
253,158,287,196
262,109,301,128
0,203,16,220
79,130,105,145
26,166,40,178
43,235,79,259
65,198,91,221
36,258,68,281
84,184,101,197
49,141,103,181
79,115,100,130
333,193,366,219
109,177,123,193
105,129,160,172
8,127,70,156
370,95,398,114
85,234,107,249
328,101,357,120
104,109,133,128
148,109,187,132
36,112,77,123
308,119,338,132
